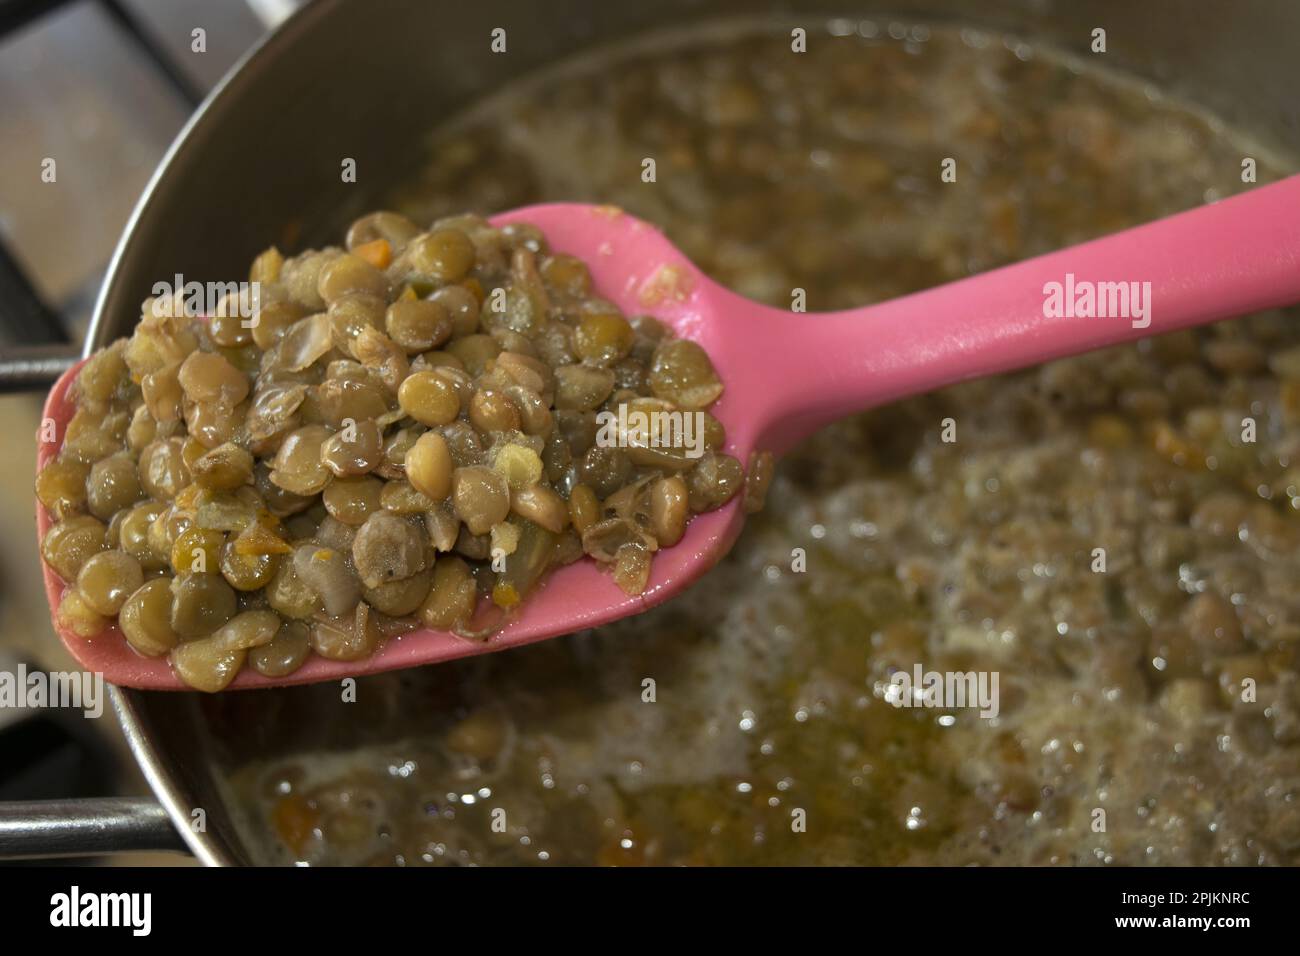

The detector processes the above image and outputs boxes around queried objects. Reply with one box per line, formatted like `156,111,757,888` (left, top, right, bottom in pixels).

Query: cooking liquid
223,19,1300,866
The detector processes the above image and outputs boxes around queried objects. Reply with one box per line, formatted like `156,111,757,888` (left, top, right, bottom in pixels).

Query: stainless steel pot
4,0,1299,864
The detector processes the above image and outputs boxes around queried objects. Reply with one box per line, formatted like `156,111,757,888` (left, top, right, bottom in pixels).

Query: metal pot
4,0,1299,864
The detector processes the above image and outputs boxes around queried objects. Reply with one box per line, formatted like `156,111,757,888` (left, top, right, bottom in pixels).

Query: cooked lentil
39,208,732,689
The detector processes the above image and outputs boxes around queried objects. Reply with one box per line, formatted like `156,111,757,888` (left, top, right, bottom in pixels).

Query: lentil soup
37,209,739,690
216,21,1300,864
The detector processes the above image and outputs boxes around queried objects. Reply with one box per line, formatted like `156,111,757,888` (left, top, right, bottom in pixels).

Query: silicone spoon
37,175,1300,689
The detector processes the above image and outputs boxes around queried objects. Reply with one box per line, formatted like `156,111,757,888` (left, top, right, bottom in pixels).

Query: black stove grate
0,0,203,347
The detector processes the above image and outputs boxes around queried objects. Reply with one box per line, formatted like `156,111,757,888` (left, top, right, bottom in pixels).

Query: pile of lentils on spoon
35,211,749,691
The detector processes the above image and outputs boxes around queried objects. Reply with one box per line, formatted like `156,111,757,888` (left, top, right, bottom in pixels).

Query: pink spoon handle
728,175,1300,453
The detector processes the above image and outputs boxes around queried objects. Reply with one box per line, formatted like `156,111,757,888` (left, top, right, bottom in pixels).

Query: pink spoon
37,175,1300,690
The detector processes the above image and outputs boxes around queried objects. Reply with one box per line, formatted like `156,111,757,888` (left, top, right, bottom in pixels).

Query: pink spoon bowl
37,175,1300,690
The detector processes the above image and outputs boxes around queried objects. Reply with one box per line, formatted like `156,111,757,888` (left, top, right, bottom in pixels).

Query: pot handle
0,797,188,859
0,344,80,394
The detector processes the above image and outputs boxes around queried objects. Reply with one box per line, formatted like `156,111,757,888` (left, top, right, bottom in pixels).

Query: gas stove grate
0,0,203,351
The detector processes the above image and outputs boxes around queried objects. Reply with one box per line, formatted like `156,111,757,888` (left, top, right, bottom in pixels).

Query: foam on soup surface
224,21,1300,866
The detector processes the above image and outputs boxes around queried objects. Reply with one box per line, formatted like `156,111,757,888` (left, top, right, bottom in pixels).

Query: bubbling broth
224,20,1300,865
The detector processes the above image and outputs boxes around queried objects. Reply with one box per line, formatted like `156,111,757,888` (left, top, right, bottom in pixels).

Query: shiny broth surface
223,21,1300,865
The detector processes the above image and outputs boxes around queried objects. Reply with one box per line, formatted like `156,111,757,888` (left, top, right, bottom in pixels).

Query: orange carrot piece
353,238,392,270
